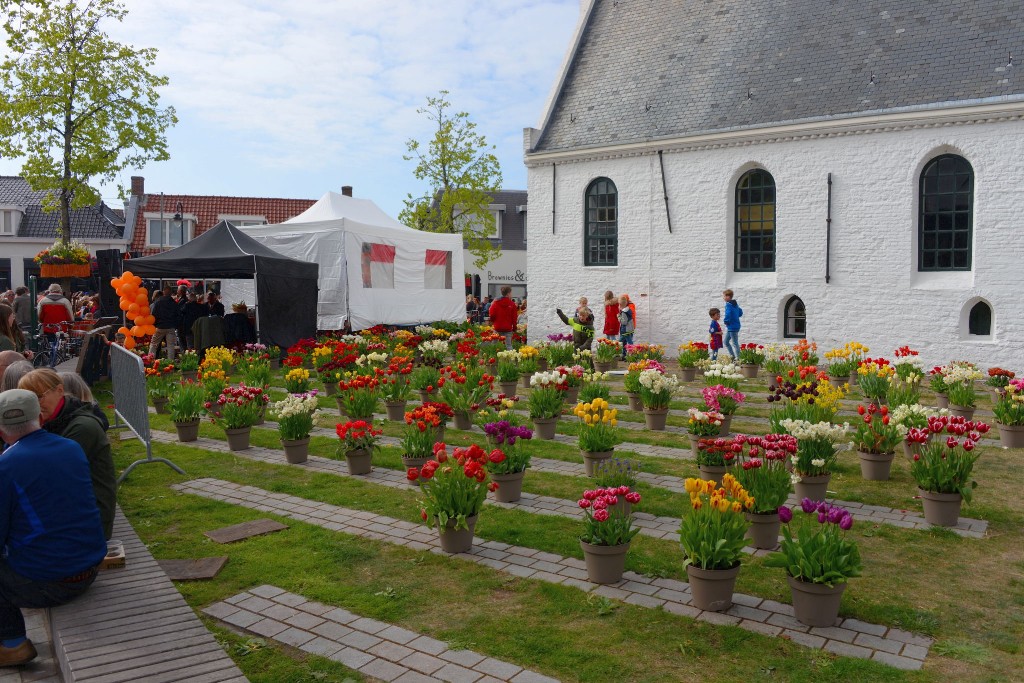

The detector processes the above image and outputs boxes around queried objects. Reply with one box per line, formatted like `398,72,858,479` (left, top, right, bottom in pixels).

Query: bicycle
32,323,74,368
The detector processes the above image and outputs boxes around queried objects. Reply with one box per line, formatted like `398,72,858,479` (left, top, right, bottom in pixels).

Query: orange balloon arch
109,270,156,350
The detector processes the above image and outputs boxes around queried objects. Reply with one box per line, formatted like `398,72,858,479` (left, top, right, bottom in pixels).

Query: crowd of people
146,284,254,360
465,293,527,327
0,358,114,665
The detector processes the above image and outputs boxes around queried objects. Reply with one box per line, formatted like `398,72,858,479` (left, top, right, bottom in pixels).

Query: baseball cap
0,389,41,427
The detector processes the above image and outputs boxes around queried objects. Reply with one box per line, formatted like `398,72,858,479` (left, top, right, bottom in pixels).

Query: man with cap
0,390,106,666
36,284,74,368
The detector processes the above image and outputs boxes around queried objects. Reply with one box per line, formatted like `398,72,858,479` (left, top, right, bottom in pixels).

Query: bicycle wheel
33,352,50,368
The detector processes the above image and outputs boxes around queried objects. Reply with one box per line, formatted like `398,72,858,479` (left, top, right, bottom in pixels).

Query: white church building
523,0,1024,367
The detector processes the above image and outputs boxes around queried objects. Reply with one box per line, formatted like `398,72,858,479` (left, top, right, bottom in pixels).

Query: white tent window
361,243,395,289
424,249,453,289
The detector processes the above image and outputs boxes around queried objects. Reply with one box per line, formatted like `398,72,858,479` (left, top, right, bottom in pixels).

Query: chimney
130,176,145,197
341,185,353,197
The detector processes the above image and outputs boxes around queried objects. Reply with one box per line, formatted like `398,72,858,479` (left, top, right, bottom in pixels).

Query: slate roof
128,193,317,255
0,176,125,239
533,0,1024,153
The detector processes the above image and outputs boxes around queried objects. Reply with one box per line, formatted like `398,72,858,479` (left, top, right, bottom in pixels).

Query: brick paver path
205,585,559,683
173,477,932,670
0,610,59,683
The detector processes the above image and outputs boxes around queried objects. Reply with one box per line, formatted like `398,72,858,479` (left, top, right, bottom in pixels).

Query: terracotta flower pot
740,364,759,379
679,367,697,382
857,451,895,481
452,412,474,431
698,464,727,482
794,474,831,502
345,447,373,475
282,437,310,464
582,450,614,477
717,414,733,436
787,576,847,627
489,470,525,503
745,512,781,550
918,488,962,527
153,397,169,414
947,404,975,420
498,381,519,397
580,540,630,584
174,419,200,443
402,455,431,486
643,407,669,431
532,417,558,440
686,563,740,612
437,514,477,554
384,401,407,421
224,427,252,451
998,423,1024,449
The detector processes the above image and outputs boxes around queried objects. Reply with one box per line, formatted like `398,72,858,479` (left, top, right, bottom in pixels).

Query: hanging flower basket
40,263,91,278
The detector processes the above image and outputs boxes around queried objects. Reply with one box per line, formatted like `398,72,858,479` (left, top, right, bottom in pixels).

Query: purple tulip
817,512,827,524
827,507,844,524
800,498,817,514
778,506,793,523
839,513,854,531
816,501,829,513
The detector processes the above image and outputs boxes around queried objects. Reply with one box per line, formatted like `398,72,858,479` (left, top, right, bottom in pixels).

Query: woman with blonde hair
18,369,116,539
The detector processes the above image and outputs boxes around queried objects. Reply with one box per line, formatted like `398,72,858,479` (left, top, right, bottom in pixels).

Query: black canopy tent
128,221,319,349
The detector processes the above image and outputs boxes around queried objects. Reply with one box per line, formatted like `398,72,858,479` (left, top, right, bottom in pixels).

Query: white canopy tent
221,192,466,331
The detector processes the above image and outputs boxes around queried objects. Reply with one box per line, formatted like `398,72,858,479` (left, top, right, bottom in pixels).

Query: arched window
784,296,805,338
968,301,992,336
584,178,618,266
919,154,973,271
735,169,776,272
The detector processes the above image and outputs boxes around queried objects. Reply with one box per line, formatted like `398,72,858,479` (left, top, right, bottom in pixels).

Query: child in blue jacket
722,289,743,359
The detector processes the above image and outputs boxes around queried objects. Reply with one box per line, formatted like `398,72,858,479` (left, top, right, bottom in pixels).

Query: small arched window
584,178,617,266
784,296,805,338
735,169,776,272
968,301,992,336
919,154,973,271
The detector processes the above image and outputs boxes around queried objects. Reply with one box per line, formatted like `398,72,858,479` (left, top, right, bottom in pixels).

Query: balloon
128,303,140,314
117,326,130,336
123,337,135,350
131,275,142,286
121,271,133,280
119,300,131,311
111,278,123,288
130,326,141,336
143,315,155,325
145,325,157,335
135,293,148,306
137,287,148,298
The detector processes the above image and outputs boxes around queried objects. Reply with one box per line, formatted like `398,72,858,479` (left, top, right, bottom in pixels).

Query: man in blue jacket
0,390,107,666
722,289,743,360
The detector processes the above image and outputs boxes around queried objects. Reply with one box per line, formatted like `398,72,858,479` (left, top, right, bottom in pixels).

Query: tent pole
253,255,262,344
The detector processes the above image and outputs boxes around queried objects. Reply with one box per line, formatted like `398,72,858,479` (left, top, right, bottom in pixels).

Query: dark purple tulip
778,506,793,523
827,507,844,524
817,512,827,524
801,498,817,514
839,513,854,530
816,501,829,513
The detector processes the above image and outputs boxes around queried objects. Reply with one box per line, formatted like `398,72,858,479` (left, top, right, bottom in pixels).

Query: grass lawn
106,369,1023,682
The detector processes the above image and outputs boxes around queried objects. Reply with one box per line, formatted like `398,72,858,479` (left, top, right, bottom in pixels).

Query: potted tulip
855,358,894,405
737,343,764,378
556,365,586,404
702,384,745,436
676,342,706,382
694,436,740,482
335,419,383,475
928,366,949,408
240,357,272,391
400,404,444,484
178,350,200,381
494,350,522,396
167,380,205,442
892,404,945,459
734,434,799,549
578,486,642,584
516,346,540,387
410,365,441,402
483,421,532,502
638,368,679,431
622,363,645,411
417,339,449,367
985,367,1015,398
593,459,641,515
909,416,988,526
679,475,755,611
573,398,622,475
380,358,414,421
686,408,724,458
778,419,849,501
593,338,621,372
994,379,1024,448
437,365,494,430
528,370,567,439
145,357,176,414
765,500,862,626
205,384,269,451
702,361,744,390
284,367,312,394
336,375,381,419
850,404,905,481
270,392,319,464
943,364,985,420
410,443,498,553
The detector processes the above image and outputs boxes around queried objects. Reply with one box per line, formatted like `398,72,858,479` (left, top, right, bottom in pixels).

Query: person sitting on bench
0,390,106,666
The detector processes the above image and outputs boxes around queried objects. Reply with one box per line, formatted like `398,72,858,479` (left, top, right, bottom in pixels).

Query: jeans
723,330,740,359
620,333,634,359
0,561,95,639
45,334,59,368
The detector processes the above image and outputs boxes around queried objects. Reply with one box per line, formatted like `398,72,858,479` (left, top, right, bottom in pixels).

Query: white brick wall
525,120,1024,367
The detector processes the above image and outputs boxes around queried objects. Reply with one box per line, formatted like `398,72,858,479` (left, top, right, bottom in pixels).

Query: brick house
523,0,1024,366
124,176,318,256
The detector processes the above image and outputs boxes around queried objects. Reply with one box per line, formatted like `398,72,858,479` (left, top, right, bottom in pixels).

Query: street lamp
173,201,184,246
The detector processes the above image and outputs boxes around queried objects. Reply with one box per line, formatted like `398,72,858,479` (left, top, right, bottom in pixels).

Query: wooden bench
48,509,248,683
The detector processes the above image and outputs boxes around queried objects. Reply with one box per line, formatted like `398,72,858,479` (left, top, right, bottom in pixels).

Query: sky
0,0,582,218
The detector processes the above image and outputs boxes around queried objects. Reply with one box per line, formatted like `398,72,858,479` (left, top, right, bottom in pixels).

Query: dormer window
0,209,23,236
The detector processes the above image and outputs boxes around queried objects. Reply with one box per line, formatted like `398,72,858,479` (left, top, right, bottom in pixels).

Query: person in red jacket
488,285,519,350
602,290,620,340
36,284,73,369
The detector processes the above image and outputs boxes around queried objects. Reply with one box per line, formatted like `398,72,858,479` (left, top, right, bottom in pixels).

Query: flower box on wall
40,263,91,278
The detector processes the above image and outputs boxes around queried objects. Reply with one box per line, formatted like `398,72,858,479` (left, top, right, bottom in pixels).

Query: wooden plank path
48,510,247,683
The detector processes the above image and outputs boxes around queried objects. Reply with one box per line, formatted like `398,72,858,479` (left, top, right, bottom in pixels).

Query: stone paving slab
173,477,932,670
206,586,559,682
204,518,288,544
0,609,61,683
151,429,987,538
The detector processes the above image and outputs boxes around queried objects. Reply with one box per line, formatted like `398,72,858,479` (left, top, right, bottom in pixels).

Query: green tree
0,0,177,244
400,91,503,269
